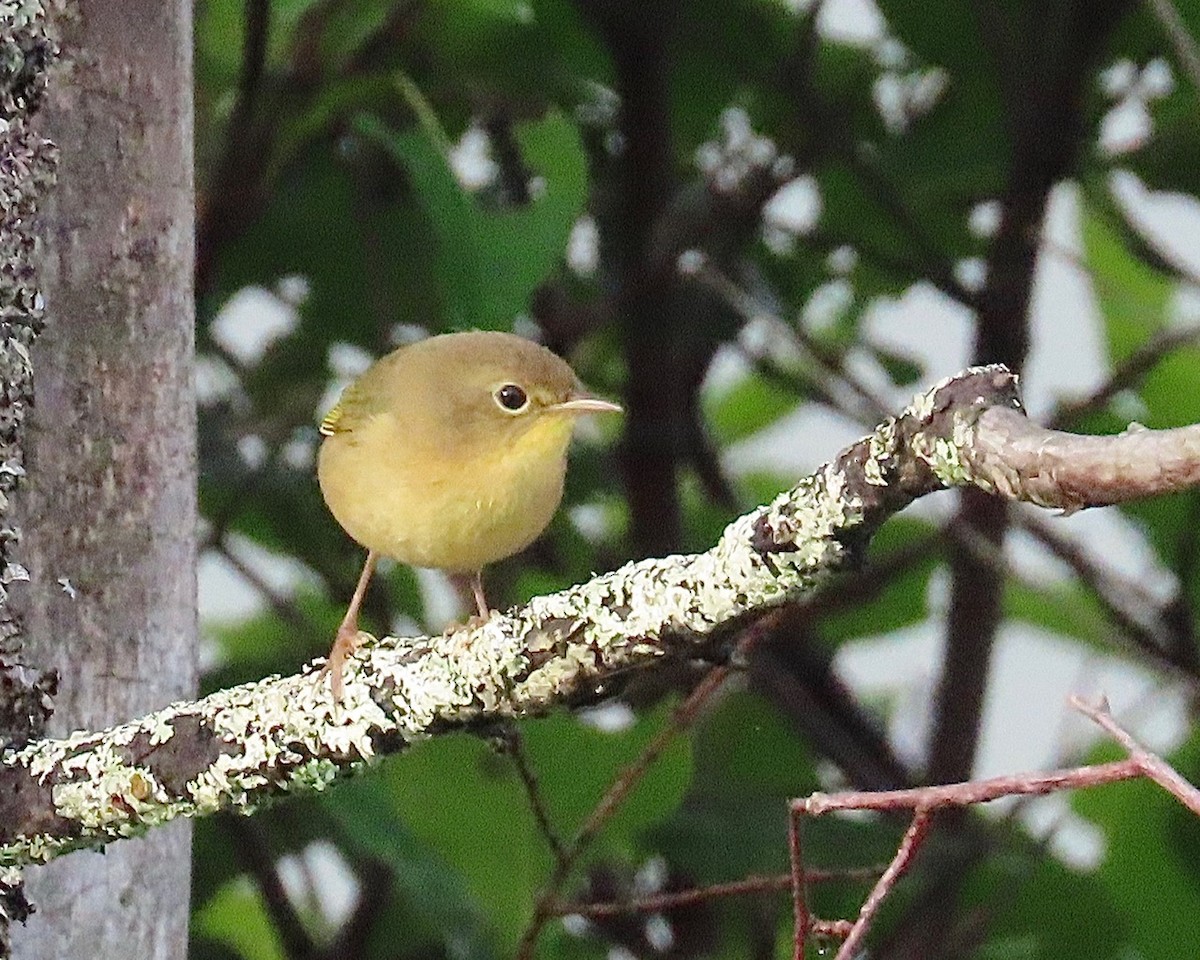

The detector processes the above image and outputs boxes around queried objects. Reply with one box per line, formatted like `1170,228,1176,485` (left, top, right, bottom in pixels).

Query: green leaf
671,0,797,152
962,853,1128,959
193,879,286,960
1073,733,1200,958
1003,580,1112,652
877,66,1008,224
875,0,995,74
378,702,691,950
358,108,588,329
525,703,694,854
649,691,817,879
326,778,497,960
705,371,802,446
206,147,403,347
1081,195,1172,367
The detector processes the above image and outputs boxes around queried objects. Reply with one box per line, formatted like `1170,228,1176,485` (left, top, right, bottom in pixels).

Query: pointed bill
551,392,623,415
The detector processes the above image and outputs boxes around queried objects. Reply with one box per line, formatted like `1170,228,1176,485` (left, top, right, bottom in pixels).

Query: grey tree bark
9,1,196,958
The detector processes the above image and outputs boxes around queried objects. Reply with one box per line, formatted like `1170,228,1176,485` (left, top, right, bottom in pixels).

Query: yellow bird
317,330,622,699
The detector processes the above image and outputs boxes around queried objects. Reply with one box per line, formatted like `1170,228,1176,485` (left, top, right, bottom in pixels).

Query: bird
316,330,622,700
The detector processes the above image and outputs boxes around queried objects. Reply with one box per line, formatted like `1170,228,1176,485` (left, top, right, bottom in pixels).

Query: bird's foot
319,624,364,703
443,608,495,638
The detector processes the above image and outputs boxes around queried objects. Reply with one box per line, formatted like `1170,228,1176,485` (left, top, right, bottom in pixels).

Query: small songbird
317,330,622,699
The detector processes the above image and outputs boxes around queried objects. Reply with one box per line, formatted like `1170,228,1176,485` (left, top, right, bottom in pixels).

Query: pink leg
321,550,378,701
471,569,490,620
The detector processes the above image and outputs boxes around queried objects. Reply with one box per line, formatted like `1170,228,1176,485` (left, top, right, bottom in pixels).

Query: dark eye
494,383,529,412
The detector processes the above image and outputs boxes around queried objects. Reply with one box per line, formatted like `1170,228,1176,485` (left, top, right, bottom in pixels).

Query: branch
7,366,1200,868
790,695,1200,960
1049,324,1200,428
1142,0,1200,98
550,865,885,919
968,406,1200,510
1020,512,1199,677
517,660,733,959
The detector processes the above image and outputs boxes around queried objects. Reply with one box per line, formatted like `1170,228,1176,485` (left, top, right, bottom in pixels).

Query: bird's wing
319,380,372,437
318,403,345,437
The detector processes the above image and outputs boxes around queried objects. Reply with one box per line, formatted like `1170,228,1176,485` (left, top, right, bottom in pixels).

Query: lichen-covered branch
5,364,1200,870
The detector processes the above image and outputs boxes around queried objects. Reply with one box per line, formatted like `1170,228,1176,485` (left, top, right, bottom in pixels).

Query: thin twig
835,810,932,960
789,803,810,960
789,696,1200,956
1050,324,1200,428
220,814,317,960
579,667,730,848
1143,0,1200,97
551,865,884,919
501,725,568,866
801,758,1141,816
516,663,733,959
1071,694,1200,815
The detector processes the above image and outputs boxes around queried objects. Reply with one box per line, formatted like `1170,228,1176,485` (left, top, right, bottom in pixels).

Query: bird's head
405,331,621,464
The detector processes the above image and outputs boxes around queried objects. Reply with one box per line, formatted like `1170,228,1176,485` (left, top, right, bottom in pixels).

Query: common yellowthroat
317,330,622,699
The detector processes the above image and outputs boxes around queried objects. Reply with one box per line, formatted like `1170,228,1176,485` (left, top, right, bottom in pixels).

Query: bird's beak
551,391,623,415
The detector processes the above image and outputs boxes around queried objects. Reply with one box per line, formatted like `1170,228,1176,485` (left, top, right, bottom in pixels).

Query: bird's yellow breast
317,409,575,572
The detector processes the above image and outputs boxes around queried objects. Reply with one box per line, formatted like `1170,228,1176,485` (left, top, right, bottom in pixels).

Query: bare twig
837,810,932,960
789,797,810,957
516,662,732,959
1051,325,1200,428
499,726,567,867
790,696,1200,957
1071,694,1200,815
551,865,884,919
221,814,318,960
1143,0,1200,97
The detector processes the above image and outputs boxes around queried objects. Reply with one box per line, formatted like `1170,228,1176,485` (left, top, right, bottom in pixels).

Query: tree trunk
10,1,196,957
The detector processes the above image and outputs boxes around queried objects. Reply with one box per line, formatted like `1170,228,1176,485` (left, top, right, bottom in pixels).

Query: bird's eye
494,383,529,412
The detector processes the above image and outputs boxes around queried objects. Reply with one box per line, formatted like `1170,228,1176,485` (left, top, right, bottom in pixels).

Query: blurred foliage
192,0,1200,957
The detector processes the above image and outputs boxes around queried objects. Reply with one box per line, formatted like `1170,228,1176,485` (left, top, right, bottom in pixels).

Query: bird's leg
442,571,494,637
321,549,378,701
470,569,490,621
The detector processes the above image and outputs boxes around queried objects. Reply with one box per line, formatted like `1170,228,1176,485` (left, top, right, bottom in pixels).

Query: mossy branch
3,365,1200,870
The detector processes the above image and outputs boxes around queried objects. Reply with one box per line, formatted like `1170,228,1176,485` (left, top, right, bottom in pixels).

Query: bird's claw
320,625,364,704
